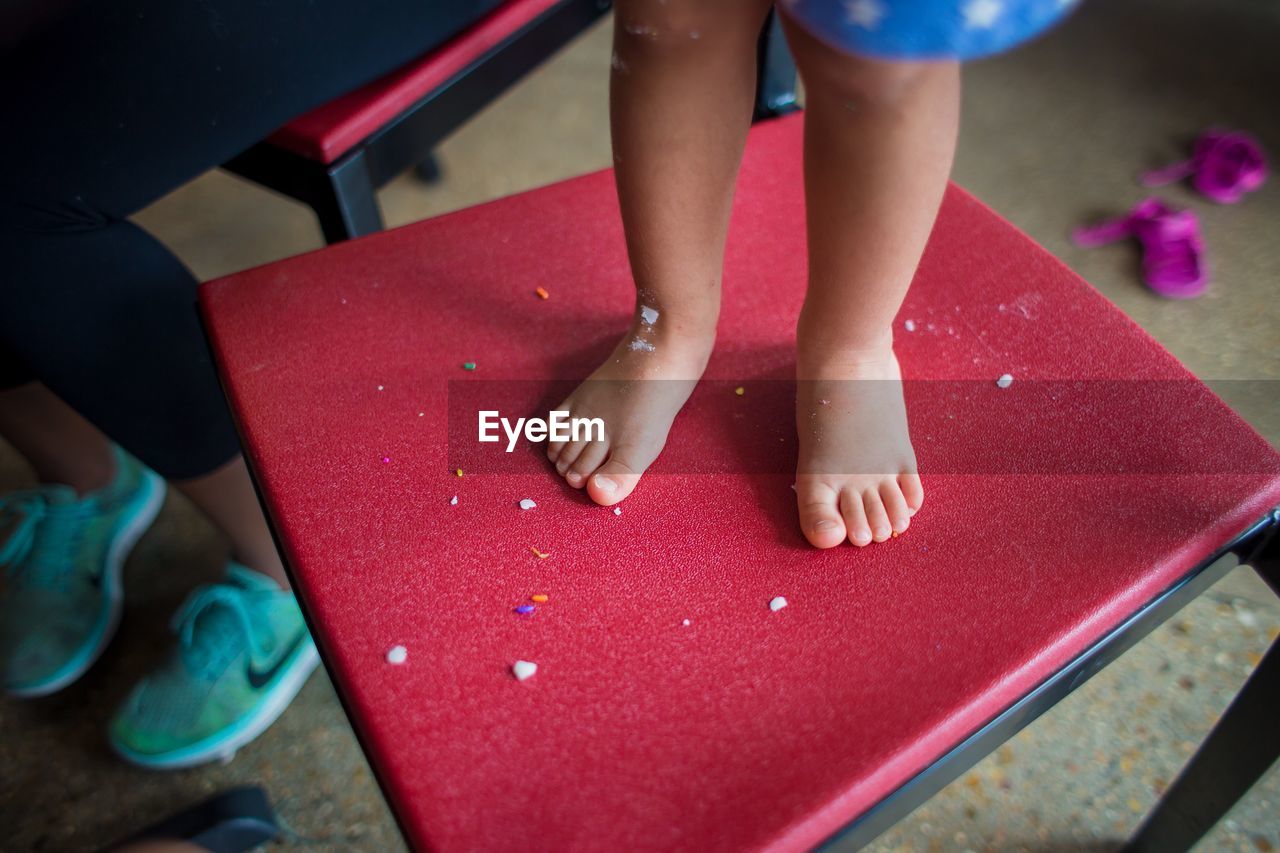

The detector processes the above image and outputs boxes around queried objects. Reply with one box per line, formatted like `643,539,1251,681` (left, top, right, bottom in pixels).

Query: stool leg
314,152,384,243
414,153,444,185
754,10,798,120
1125,614,1280,851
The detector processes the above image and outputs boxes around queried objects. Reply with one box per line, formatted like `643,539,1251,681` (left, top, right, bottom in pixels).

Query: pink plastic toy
1141,129,1267,204
1072,198,1207,299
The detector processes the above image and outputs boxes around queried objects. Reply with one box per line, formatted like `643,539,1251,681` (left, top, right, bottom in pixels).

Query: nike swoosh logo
246,631,309,689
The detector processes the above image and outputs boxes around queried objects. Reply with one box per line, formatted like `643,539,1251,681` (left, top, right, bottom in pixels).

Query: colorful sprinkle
531,594,549,603
512,660,537,681
535,286,550,300
530,546,550,559
514,604,535,615
734,386,745,396
463,362,477,371
455,468,464,477
891,530,900,538
381,456,391,463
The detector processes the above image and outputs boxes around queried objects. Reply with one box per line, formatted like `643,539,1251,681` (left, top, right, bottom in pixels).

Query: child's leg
550,0,773,504
779,18,960,548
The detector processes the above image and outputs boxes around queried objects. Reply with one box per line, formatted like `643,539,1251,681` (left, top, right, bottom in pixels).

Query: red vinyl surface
201,115,1280,851
267,0,561,164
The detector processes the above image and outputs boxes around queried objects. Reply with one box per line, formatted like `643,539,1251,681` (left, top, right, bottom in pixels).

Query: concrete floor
3,0,1279,850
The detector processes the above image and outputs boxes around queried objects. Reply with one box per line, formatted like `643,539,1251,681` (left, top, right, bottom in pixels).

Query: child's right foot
548,307,714,505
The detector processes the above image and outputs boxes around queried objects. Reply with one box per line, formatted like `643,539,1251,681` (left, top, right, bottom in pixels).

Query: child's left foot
795,342,923,549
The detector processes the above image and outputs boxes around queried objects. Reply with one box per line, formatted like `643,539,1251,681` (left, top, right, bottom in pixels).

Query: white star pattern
843,0,886,29
962,0,1003,29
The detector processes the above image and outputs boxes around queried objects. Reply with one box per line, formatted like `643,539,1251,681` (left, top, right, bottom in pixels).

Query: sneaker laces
171,584,273,681
0,489,98,588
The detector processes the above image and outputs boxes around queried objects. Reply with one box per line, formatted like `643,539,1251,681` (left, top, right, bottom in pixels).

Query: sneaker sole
111,640,320,770
6,468,167,698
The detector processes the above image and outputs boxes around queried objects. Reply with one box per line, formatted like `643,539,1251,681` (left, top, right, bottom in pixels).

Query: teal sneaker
0,447,165,697
109,563,319,769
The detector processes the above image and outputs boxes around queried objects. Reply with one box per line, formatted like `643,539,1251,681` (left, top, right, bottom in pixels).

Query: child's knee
805,51,953,110
614,0,754,49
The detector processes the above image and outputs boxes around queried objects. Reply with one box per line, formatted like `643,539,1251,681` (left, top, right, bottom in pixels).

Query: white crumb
769,596,788,612
996,373,1014,389
904,320,916,332
386,645,408,665
519,499,537,510
682,619,691,626
613,506,622,516
450,495,458,506
512,660,538,681
377,385,384,391
640,304,659,325
628,339,656,353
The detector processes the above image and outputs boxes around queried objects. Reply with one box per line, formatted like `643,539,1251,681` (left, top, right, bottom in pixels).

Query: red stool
201,114,1280,851
222,0,613,243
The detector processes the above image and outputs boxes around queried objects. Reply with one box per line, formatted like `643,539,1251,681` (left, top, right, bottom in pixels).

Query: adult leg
0,383,115,496
0,0,501,584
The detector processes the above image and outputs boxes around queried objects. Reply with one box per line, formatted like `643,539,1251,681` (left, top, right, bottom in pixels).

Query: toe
566,442,609,489
797,480,846,549
554,440,587,476
898,471,923,515
838,489,872,547
862,489,892,542
879,479,911,535
587,454,643,506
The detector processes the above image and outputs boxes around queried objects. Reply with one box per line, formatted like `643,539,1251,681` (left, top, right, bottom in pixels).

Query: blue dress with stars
781,0,1078,61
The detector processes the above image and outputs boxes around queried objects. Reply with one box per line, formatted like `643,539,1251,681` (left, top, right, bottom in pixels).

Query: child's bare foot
794,338,923,548
548,306,714,505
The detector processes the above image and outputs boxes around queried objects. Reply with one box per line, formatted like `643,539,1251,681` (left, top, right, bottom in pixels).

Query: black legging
0,0,501,478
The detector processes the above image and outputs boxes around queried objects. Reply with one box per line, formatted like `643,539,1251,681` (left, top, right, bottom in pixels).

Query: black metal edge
194,303,422,852
221,143,333,211
818,509,1280,851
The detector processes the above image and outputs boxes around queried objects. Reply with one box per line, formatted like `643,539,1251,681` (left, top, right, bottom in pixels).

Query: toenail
567,471,582,484
854,531,871,543
814,519,836,531
594,475,618,494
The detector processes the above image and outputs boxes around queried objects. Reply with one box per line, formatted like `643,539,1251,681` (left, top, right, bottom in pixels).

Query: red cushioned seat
200,114,1280,851
267,0,562,164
